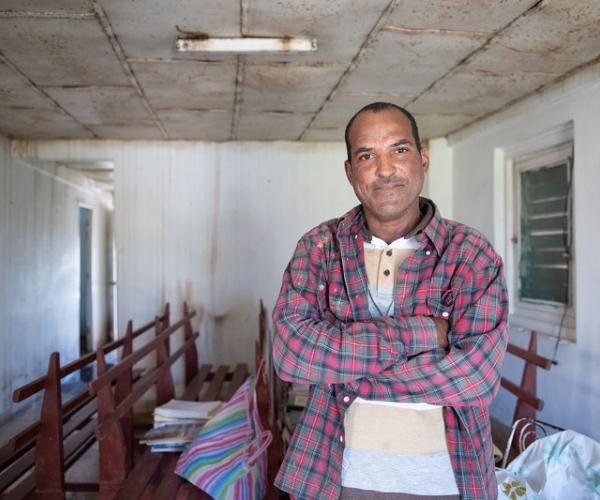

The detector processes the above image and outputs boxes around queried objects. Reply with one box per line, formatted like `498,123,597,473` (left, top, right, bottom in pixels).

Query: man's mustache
370,176,408,190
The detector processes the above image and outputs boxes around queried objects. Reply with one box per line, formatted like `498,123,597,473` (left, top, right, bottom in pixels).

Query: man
272,102,508,499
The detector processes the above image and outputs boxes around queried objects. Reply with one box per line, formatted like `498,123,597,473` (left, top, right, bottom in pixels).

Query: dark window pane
519,161,570,304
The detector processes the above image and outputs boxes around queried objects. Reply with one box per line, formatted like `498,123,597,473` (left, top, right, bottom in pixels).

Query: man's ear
420,148,430,173
344,160,354,184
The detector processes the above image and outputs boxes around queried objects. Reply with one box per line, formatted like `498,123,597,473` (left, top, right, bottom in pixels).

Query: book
140,399,223,453
140,422,206,445
153,399,222,420
149,442,191,453
152,416,207,425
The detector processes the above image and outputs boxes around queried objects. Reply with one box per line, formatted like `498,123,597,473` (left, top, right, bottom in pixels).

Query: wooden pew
88,302,248,499
255,301,283,499
0,304,170,500
499,330,553,460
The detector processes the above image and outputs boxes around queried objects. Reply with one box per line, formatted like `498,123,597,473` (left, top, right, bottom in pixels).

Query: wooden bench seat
112,363,248,500
0,305,168,500
87,302,249,499
497,330,553,463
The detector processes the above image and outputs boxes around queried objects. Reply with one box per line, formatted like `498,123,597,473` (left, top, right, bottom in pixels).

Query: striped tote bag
175,373,272,499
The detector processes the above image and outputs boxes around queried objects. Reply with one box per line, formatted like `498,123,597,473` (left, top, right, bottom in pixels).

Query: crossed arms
272,232,509,407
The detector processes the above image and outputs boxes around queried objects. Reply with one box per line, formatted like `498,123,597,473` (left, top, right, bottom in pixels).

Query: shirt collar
337,197,447,257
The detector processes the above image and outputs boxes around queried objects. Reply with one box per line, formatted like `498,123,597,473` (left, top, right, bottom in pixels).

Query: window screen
518,160,571,304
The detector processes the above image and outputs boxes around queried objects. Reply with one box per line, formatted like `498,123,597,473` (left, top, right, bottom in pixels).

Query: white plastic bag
496,430,600,499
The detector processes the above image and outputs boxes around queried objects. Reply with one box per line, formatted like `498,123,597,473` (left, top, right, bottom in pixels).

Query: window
510,142,575,340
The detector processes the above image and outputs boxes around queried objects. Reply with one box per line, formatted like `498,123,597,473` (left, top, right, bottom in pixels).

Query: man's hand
431,317,450,349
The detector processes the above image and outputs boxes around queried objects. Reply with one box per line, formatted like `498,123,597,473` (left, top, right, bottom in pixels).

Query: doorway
79,206,93,355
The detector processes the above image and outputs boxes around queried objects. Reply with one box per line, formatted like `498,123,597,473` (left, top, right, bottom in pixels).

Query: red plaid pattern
273,199,509,499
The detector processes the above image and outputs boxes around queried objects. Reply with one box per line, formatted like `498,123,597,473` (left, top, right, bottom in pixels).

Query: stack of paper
140,422,207,452
154,399,222,421
140,399,222,452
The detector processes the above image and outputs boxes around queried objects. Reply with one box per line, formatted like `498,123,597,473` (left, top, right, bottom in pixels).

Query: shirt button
442,312,449,317
343,396,350,403
425,250,431,256
340,436,344,443
383,269,390,276
386,250,392,256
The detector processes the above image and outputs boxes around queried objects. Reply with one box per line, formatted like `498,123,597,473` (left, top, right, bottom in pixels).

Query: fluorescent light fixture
176,37,316,53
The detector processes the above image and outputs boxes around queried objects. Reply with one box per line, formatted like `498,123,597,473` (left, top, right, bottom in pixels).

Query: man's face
344,108,429,227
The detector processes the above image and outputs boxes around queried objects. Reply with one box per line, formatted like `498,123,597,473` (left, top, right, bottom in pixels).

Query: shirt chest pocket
427,287,454,320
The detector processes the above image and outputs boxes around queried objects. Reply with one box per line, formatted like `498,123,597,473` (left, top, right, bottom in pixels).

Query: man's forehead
350,109,411,135
349,112,415,151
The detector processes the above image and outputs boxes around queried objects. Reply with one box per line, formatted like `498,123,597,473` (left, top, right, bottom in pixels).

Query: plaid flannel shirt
272,199,509,500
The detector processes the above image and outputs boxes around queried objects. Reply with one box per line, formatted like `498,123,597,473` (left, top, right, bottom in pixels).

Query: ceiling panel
302,127,345,142
411,112,477,140
130,60,237,110
411,70,556,116
0,0,599,142
0,107,92,139
89,124,164,140
247,0,391,63
464,0,600,74
386,0,538,32
156,109,232,141
241,62,347,113
100,0,241,60
0,61,56,108
309,92,415,131
0,17,130,87
235,111,312,141
341,29,486,94
0,0,92,11
45,87,152,125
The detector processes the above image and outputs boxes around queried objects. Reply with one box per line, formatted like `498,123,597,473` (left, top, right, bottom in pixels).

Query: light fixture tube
176,37,316,53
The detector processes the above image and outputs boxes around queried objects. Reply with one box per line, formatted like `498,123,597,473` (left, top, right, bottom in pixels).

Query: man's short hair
344,102,422,161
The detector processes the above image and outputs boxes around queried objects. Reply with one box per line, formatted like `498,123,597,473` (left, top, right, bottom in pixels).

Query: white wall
424,137,453,219
0,140,112,423
0,134,9,421
16,140,359,404
449,63,600,441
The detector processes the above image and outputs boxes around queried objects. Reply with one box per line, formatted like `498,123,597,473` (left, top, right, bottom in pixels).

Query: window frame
509,141,576,341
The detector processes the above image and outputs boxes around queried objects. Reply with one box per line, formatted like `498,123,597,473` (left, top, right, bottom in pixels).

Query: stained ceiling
1,0,599,143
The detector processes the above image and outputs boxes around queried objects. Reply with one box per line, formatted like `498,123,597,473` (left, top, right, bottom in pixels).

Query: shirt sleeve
349,259,509,407
272,231,439,385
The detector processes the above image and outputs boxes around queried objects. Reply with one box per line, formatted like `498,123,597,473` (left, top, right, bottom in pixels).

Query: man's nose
375,155,395,177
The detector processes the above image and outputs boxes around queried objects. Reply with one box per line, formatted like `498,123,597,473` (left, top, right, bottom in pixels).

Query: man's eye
359,153,373,161
394,147,408,154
